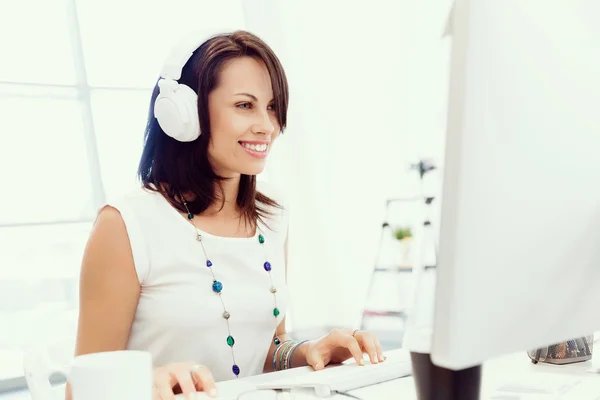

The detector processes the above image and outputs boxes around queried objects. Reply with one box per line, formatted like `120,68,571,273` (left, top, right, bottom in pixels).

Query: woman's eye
267,104,276,111
237,102,252,109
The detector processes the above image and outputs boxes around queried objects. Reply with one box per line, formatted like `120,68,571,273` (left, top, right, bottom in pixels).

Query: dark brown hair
138,30,288,229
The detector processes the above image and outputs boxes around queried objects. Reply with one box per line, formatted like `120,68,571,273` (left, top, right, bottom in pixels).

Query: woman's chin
237,166,266,177
244,168,266,176
236,159,267,176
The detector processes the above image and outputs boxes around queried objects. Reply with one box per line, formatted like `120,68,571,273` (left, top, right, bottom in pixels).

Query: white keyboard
255,348,412,397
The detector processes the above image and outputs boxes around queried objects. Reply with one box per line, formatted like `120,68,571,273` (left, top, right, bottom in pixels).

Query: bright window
0,97,95,225
90,89,152,200
0,0,248,387
0,0,77,85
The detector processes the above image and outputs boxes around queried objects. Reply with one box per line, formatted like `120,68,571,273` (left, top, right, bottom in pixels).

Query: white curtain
243,0,453,331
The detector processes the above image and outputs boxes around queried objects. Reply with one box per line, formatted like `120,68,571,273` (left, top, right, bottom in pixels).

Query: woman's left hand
304,328,386,371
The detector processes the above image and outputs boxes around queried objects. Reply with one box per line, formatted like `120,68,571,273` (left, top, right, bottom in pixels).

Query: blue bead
232,364,240,376
274,337,281,345
206,260,212,267
187,213,193,220
212,281,223,293
264,261,271,271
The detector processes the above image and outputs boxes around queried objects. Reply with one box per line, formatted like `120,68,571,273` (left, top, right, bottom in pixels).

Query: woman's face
207,56,280,177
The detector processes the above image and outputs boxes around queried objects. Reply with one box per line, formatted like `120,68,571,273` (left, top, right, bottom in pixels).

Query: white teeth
241,143,267,152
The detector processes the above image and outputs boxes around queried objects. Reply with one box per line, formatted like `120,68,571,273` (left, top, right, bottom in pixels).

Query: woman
72,29,385,399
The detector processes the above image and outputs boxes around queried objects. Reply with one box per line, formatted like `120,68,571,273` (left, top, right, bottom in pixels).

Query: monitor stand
410,352,482,400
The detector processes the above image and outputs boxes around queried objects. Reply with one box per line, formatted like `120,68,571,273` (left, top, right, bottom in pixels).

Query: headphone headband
159,29,231,81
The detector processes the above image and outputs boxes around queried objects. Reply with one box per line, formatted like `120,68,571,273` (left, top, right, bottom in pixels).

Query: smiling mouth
239,142,268,153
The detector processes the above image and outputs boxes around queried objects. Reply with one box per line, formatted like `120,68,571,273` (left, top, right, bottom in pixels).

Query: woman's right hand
153,362,217,399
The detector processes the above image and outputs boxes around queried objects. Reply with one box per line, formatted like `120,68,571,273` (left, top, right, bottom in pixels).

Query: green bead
273,308,280,317
227,335,235,346
258,234,265,244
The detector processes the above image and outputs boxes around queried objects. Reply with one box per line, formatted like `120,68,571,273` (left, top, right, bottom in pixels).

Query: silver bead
196,234,202,242
270,287,277,294
223,311,230,320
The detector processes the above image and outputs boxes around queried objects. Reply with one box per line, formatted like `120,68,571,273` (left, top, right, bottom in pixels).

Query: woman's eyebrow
234,92,258,101
234,93,275,103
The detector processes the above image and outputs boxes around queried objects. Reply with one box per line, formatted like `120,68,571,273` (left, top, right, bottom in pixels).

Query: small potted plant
393,227,412,241
393,226,413,266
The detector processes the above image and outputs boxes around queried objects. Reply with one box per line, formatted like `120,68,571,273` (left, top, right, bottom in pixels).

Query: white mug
68,350,153,400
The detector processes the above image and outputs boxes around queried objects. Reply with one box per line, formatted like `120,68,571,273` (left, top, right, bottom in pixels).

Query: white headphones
154,30,229,142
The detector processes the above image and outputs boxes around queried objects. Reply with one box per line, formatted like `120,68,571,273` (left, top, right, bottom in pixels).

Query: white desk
185,347,599,399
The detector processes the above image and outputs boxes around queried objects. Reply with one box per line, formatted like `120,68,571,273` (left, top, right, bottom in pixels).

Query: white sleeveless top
106,182,290,382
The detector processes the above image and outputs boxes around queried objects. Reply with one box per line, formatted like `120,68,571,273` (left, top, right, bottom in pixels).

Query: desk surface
351,350,598,400
186,347,599,399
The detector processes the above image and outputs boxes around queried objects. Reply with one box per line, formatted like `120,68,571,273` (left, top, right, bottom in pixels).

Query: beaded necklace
181,195,281,378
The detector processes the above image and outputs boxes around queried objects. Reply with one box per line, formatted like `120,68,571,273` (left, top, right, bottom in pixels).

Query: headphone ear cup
154,79,201,142
177,84,201,141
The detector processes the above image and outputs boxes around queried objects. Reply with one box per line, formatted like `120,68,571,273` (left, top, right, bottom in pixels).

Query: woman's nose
253,111,275,135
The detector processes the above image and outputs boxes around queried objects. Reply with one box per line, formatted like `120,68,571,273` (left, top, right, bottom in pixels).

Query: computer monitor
407,1,600,398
